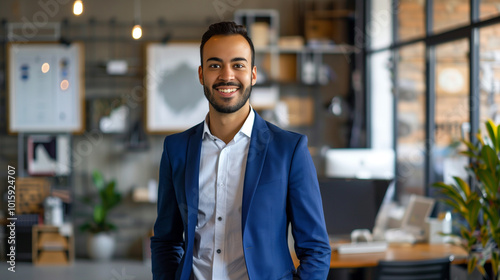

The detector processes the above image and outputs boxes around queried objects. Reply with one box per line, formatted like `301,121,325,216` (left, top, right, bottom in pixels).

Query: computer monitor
400,195,435,236
319,178,393,237
324,149,395,179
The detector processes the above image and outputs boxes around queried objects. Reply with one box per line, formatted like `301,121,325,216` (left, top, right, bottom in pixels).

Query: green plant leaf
486,119,498,151
496,123,500,153
105,180,116,200
433,181,467,203
477,169,498,198
453,176,471,198
79,223,91,232
92,170,105,190
468,256,478,274
492,250,499,278
480,145,499,174
93,205,105,224
467,199,482,230
459,151,478,159
483,206,498,228
462,139,478,153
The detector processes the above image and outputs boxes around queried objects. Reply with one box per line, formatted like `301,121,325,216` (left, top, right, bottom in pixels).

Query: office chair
375,256,452,280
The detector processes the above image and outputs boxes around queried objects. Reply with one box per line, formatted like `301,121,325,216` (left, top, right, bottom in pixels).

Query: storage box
262,54,297,82
305,19,334,41
281,96,314,126
305,10,353,44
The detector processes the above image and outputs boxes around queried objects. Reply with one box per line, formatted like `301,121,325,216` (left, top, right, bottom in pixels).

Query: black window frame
364,0,500,196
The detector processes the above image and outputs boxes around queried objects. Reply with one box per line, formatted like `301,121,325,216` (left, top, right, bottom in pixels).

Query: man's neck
208,103,251,144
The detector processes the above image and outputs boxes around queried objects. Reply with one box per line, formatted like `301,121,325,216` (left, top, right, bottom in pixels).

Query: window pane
369,0,393,49
397,43,426,199
434,39,469,187
480,24,500,124
434,0,470,34
398,0,425,41
480,0,500,20
370,50,394,149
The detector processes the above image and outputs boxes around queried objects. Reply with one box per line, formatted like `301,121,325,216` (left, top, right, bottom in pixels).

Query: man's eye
234,64,244,68
209,64,220,68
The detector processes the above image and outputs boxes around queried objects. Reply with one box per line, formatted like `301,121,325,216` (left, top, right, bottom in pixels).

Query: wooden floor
0,257,484,280
0,259,152,280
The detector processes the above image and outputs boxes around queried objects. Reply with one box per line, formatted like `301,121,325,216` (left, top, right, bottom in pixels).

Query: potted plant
433,119,500,278
80,170,122,260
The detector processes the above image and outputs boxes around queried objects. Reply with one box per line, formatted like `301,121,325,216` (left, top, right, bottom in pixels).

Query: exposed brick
399,2,423,12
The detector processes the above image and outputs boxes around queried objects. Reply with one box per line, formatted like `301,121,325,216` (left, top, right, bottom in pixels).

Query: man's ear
251,65,257,86
198,66,204,85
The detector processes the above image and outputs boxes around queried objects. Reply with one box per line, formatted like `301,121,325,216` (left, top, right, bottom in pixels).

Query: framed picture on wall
7,42,85,133
145,42,208,133
27,134,71,176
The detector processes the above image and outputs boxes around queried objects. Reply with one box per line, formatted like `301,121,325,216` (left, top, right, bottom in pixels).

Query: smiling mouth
215,86,240,97
218,88,238,94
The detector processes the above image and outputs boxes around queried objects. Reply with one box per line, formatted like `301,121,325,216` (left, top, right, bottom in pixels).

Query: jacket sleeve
287,135,331,279
151,138,185,280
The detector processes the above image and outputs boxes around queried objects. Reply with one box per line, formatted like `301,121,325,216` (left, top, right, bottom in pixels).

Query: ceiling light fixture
73,0,83,16
132,0,142,40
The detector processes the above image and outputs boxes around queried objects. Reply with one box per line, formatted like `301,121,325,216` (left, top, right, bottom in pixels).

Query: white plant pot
87,232,116,261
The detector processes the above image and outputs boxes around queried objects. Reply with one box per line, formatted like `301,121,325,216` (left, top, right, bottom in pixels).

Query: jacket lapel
184,123,203,243
242,113,270,232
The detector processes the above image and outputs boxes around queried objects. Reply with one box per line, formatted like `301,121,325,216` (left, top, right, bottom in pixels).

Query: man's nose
219,65,234,81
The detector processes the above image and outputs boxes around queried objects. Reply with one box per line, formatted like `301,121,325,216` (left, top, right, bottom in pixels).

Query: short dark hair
200,21,255,67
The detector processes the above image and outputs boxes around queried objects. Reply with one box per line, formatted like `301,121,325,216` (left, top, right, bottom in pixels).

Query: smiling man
151,21,331,280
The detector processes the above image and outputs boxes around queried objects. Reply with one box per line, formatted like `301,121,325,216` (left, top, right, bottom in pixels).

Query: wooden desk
292,243,468,268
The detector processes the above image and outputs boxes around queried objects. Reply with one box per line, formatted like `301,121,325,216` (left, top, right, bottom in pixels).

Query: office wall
0,0,355,259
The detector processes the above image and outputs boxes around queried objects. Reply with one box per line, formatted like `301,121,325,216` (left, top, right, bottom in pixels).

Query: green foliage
79,170,121,233
433,119,500,278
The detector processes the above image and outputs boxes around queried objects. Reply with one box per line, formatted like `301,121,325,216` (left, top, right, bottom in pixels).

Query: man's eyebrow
206,57,222,63
231,57,248,62
205,57,248,63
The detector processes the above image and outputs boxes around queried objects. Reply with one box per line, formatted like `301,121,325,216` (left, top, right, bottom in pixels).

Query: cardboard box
281,96,314,126
305,10,352,44
305,19,334,41
262,54,297,82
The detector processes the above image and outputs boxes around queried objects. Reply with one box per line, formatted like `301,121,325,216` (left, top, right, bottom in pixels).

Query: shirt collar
202,105,255,141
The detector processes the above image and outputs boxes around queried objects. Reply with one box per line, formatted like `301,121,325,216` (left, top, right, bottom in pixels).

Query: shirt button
218,217,222,221
217,249,221,254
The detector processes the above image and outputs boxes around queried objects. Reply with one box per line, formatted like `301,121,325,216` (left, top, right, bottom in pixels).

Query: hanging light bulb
132,0,142,40
73,0,83,16
132,25,142,40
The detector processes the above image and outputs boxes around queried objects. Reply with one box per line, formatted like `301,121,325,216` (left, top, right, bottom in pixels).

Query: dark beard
203,82,252,114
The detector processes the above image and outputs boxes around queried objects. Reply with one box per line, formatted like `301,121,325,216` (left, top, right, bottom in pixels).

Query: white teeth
218,88,237,93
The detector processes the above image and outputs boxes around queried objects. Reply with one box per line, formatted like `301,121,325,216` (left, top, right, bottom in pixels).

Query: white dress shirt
192,109,255,280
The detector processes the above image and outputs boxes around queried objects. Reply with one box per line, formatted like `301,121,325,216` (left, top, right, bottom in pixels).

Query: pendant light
132,0,142,40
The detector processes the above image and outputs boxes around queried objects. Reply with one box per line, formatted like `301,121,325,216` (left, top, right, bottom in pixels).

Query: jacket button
217,249,221,254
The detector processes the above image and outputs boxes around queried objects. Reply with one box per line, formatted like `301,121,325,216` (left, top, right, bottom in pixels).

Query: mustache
212,82,241,88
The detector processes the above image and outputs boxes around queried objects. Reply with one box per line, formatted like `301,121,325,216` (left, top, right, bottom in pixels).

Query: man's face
199,34,257,114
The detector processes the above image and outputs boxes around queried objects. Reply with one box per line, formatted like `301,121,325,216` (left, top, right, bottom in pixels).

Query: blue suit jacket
151,111,331,280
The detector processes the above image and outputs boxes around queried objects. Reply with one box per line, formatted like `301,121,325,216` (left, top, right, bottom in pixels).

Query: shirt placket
213,143,229,279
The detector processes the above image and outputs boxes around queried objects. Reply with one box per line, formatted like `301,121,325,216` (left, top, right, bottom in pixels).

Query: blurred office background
0,0,499,279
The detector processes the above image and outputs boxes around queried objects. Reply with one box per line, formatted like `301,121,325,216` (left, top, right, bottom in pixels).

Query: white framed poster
8,42,85,133
146,42,208,133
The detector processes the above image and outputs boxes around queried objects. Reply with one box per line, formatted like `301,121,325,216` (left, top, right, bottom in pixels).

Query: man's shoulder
261,119,305,142
163,122,203,146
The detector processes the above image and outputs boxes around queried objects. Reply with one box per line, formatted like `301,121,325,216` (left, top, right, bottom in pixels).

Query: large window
433,0,470,34
396,43,426,199
433,39,470,188
480,24,500,124
398,0,425,41
367,0,500,198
